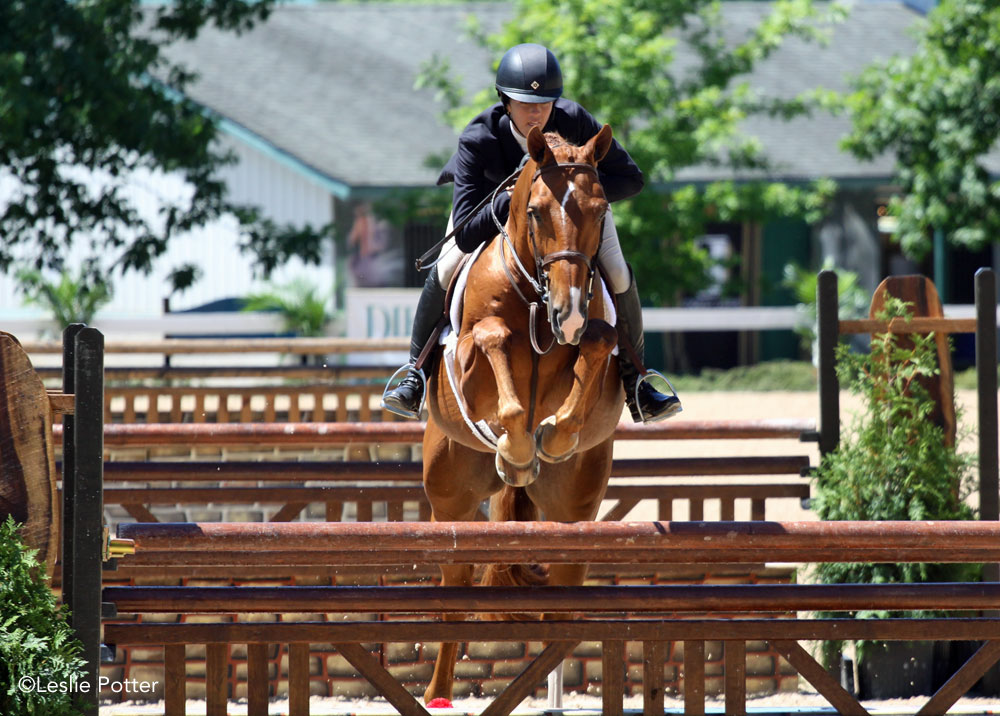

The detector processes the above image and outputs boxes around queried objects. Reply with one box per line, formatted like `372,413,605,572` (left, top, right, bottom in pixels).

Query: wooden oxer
420,127,625,703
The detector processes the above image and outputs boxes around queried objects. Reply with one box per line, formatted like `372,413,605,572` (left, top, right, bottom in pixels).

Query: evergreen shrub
1,517,86,716
810,298,979,667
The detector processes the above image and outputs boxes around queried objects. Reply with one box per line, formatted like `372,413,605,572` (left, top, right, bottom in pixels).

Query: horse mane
541,131,573,149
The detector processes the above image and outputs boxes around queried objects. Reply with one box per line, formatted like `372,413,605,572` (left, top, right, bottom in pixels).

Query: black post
60,324,85,610
976,269,999,583
817,270,840,457
71,327,104,715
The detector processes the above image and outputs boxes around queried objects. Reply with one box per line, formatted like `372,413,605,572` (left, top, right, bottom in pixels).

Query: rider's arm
564,103,644,203
450,138,511,253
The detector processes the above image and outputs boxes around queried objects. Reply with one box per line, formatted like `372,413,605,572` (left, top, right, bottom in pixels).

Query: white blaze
559,285,586,344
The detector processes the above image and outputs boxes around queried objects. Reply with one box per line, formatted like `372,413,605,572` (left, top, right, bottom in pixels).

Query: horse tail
481,485,549,592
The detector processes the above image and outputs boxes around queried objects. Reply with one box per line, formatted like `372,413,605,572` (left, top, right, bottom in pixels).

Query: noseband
494,161,603,354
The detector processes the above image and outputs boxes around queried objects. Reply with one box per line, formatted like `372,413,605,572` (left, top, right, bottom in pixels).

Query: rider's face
507,99,554,137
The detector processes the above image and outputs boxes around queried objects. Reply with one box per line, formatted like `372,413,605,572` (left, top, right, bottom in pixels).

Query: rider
382,42,682,424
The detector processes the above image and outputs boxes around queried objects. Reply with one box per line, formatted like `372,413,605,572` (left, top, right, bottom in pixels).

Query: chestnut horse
422,125,625,702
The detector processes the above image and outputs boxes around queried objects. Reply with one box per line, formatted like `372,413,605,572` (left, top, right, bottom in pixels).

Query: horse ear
589,124,613,164
527,126,553,165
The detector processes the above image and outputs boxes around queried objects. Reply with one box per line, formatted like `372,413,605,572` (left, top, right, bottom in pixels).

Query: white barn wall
0,133,336,328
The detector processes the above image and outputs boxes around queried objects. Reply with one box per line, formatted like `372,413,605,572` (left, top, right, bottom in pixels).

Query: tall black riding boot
615,270,683,423
381,270,447,419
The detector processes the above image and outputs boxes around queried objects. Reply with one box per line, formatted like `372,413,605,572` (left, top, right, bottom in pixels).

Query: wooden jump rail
103,484,809,524
105,519,1000,716
97,455,811,481
54,417,817,447
27,337,406,382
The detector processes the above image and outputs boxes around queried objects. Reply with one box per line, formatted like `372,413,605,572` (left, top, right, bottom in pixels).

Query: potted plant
810,297,979,698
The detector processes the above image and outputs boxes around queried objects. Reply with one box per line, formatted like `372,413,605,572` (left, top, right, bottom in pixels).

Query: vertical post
817,270,841,456
71,327,104,715
976,269,999,583
60,324,85,609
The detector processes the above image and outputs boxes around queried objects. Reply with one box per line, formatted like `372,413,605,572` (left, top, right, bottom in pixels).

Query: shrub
810,298,978,666
0,517,86,716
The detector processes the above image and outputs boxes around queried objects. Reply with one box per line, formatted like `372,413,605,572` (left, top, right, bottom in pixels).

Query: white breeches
435,209,631,294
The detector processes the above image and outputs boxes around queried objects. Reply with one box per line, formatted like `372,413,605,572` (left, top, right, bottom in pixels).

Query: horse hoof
534,416,577,463
495,452,540,487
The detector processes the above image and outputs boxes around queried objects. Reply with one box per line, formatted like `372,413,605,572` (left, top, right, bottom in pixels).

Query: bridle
492,161,603,355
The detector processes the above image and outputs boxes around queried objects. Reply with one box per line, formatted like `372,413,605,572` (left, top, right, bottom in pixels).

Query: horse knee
582,319,618,354
472,317,512,354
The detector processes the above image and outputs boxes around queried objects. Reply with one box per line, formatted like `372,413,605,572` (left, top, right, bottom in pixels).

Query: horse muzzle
548,295,588,346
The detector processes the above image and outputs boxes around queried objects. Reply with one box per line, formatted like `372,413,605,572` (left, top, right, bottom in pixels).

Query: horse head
511,125,614,346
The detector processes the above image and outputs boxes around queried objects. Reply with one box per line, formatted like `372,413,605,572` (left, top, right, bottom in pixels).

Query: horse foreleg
471,317,537,483
424,562,476,704
536,319,617,462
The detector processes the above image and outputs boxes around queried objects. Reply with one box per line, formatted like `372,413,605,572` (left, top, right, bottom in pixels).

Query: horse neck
502,161,541,278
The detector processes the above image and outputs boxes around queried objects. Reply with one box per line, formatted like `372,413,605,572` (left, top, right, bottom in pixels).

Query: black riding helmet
495,43,563,104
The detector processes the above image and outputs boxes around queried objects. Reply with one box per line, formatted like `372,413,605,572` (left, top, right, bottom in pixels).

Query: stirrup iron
634,369,683,424
380,364,428,419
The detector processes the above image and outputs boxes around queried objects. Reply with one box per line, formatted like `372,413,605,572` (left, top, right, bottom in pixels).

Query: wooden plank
169,395,183,423
840,316,977,335
288,643,310,716
47,391,75,415
0,332,59,575
750,499,765,521
104,618,1000,646
193,393,206,423
164,644,186,716
602,640,625,716
684,640,705,716
688,500,704,521
917,639,1000,715
770,640,868,716
725,640,746,715
387,501,405,522
122,504,159,523
868,275,956,446
326,501,343,522
642,640,666,716
600,499,640,522
270,502,308,523
720,498,735,522
205,643,228,716
147,392,160,423
103,582,1000,615
480,642,579,716
239,397,252,423
247,643,270,716
356,501,373,522
334,642,430,716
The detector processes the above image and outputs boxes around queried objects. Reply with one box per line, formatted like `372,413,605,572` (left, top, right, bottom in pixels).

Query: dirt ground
99,388,997,715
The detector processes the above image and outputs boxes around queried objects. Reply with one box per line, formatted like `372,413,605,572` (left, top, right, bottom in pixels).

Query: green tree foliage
843,0,1000,260
781,259,869,357
0,1,329,299
1,517,86,716
419,0,841,305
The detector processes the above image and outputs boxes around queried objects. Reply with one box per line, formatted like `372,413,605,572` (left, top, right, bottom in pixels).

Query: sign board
344,288,420,365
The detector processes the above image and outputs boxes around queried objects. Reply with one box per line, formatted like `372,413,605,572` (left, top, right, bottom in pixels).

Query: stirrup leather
380,364,428,419
633,369,682,424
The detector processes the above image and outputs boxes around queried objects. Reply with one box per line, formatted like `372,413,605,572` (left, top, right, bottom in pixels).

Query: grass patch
671,360,817,392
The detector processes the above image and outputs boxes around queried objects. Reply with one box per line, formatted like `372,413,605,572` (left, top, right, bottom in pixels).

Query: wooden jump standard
105,519,1000,716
